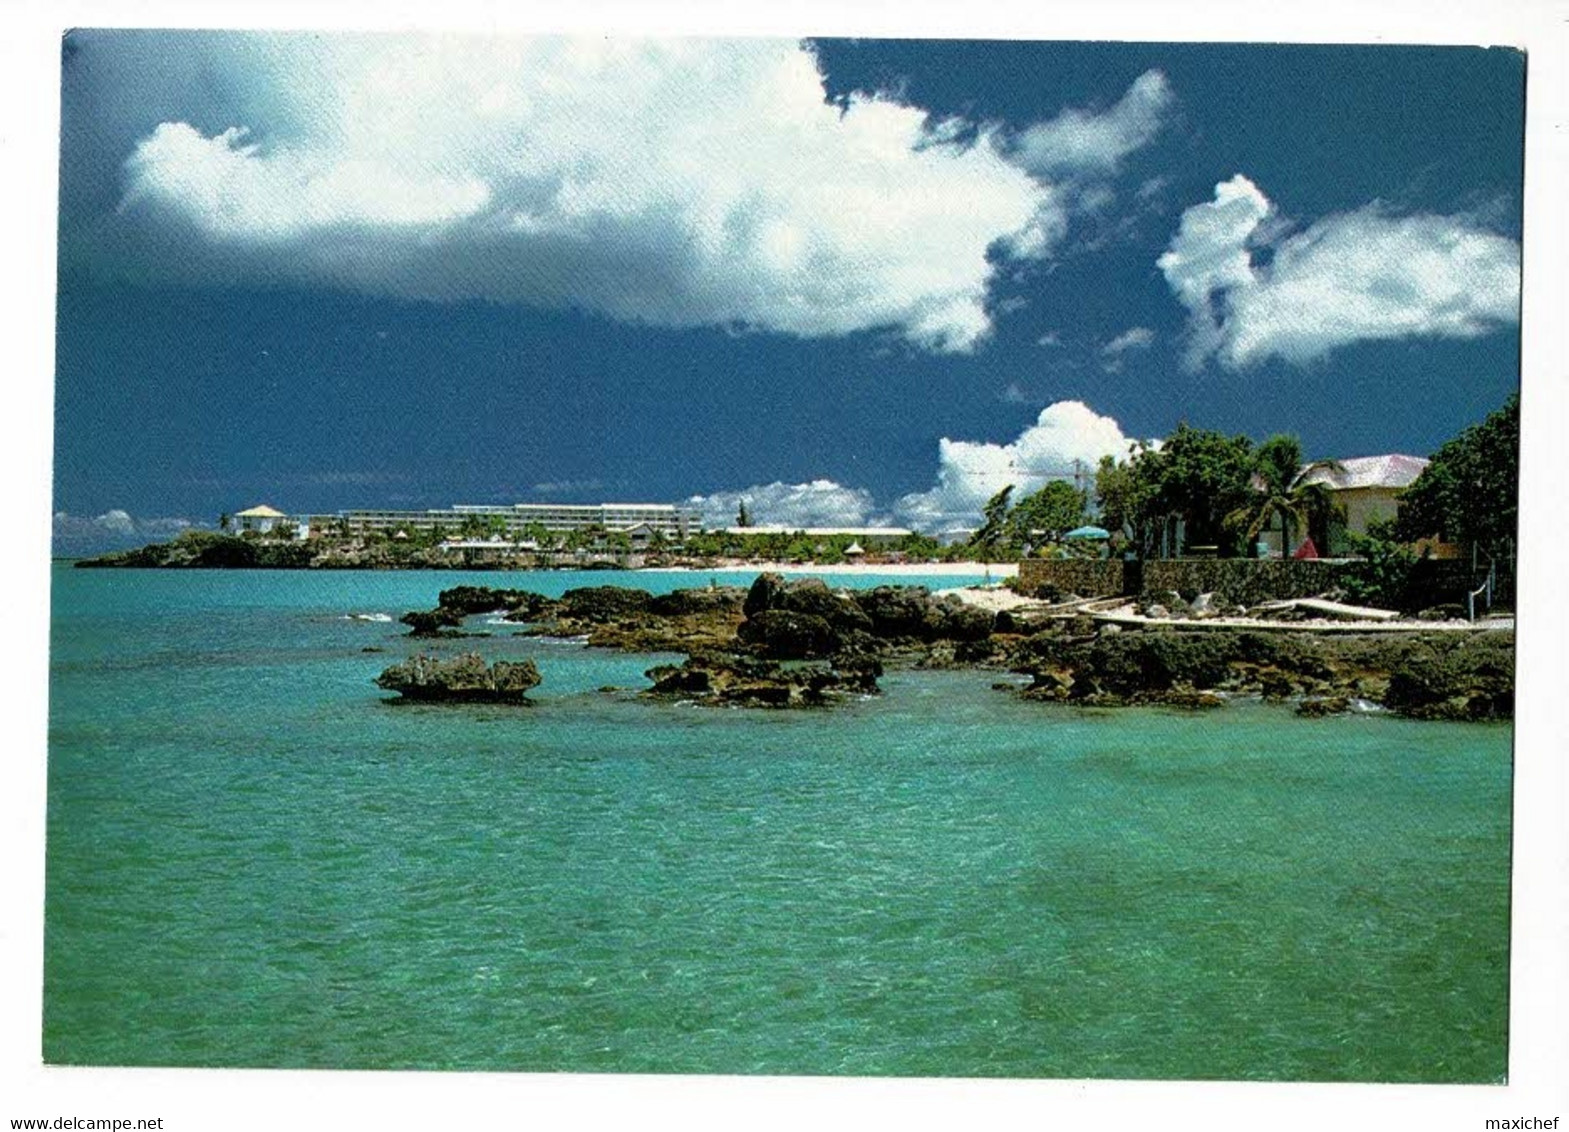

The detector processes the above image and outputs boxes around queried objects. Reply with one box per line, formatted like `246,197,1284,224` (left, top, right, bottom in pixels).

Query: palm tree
1227,436,1343,558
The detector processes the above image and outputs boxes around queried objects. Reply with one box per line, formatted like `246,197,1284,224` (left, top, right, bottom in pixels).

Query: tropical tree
1149,424,1256,555
1092,428,1264,557
1009,480,1088,550
1395,394,1519,558
897,532,942,560
1226,435,1342,558
1095,447,1161,557
736,500,753,528
968,485,1015,555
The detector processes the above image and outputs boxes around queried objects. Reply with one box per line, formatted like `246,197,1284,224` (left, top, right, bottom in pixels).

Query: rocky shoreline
379,575,1514,720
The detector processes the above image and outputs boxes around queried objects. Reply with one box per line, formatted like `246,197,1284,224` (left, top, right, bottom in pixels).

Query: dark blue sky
53,34,1523,548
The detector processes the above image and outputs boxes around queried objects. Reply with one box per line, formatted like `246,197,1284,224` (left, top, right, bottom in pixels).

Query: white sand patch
932,585,1048,612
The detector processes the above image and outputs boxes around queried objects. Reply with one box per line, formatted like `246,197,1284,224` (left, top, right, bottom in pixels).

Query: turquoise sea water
45,566,1512,1081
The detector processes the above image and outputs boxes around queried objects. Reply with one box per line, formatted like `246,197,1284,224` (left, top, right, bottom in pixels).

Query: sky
51,33,1525,553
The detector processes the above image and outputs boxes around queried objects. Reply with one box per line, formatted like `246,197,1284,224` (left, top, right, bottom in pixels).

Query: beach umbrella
1064,525,1111,540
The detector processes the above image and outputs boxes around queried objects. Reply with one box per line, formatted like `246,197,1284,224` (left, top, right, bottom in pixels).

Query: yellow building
1298,454,1429,556
231,504,289,534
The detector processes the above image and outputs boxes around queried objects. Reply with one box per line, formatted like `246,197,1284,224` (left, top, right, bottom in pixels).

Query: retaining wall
1014,559,1128,599
1017,555,1495,610
1141,560,1353,606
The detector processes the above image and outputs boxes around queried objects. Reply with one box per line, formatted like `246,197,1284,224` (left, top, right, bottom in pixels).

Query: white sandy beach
640,561,1019,578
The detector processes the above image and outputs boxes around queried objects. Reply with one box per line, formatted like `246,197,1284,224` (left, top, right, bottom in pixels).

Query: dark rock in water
1014,630,1233,703
1297,696,1351,716
399,608,467,637
559,585,655,623
937,598,997,642
375,653,541,703
853,585,945,640
437,586,558,621
648,586,747,617
1257,669,1299,700
642,649,879,708
742,573,873,634
742,573,787,618
736,609,840,659
406,583,744,653
1382,635,1514,720
1009,626,1514,719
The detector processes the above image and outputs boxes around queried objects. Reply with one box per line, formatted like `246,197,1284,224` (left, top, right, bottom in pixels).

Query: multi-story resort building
297,502,705,543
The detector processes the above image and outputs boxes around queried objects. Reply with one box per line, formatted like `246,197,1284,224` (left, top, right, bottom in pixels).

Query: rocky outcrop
399,584,746,651
852,584,994,642
648,587,748,618
76,532,316,569
387,579,1512,719
1380,635,1515,721
557,585,655,623
399,608,470,637
735,609,841,659
374,653,542,703
437,585,559,621
642,650,881,708
1009,625,1513,718
734,574,996,662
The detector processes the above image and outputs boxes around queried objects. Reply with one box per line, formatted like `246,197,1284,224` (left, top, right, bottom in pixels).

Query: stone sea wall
1013,559,1128,599
1141,560,1354,605
1018,556,1491,609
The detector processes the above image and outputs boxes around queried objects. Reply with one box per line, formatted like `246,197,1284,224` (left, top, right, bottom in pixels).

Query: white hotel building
302,502,704,542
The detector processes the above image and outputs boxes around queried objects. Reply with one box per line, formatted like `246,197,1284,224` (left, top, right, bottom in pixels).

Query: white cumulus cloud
111,35,1069,353
1158,174,1521,369
686,479,882,530
893,400,1138,533
1013,70,1174,179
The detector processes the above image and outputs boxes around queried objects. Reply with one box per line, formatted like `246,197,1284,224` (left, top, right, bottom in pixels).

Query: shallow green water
45,566,1512,1080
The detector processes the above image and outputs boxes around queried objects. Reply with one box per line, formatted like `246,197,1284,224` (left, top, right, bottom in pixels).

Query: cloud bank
1159,174,1520,368
893,400,1137,532
685,479,881,530
106,35,1090,352
53,510,197,556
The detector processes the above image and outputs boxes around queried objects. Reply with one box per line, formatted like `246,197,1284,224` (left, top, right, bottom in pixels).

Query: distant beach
639,560,1019,578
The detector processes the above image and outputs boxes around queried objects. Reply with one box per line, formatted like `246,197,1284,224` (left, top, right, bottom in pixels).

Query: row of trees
960,427,1337,561
964,393,1517,563
1093,427,1342,559
968,481,1091,557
